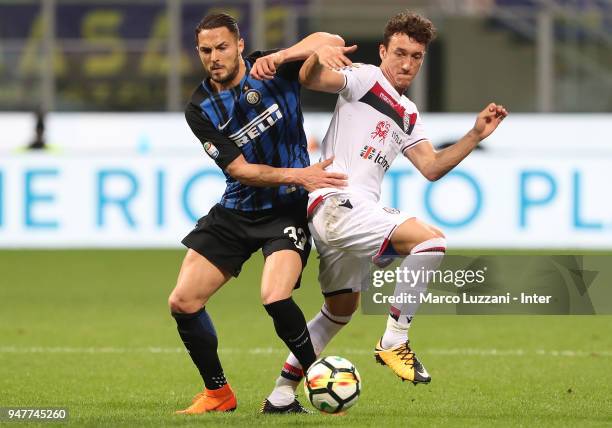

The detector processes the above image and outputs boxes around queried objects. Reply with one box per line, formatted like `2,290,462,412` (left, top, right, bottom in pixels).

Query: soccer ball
303,356,361,413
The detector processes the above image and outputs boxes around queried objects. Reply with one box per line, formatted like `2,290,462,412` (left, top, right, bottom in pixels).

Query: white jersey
310,64,429,204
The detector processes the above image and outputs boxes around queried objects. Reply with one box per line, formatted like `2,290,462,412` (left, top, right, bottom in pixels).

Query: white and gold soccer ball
303,356,361,414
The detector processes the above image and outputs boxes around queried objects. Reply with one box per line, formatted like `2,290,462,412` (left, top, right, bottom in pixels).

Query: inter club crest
245,89,262,105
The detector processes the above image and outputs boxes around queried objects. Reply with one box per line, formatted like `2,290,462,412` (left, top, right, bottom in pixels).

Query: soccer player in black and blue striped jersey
167,13,347,414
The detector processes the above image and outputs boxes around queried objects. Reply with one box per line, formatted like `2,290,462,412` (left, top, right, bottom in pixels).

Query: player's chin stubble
210,56,240,84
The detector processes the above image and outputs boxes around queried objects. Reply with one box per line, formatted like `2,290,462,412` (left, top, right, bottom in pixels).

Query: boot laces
394,342,415,367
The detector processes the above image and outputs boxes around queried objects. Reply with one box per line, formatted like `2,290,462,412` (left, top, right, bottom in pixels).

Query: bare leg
168,249,232,391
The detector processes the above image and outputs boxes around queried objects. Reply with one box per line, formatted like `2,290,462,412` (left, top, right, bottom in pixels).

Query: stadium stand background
1,0,611,113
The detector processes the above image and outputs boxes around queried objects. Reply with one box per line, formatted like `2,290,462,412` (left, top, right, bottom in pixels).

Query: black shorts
182,200,312,280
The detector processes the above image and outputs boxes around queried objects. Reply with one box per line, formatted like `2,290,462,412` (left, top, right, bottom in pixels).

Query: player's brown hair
194,13,240,45
383,11,437,47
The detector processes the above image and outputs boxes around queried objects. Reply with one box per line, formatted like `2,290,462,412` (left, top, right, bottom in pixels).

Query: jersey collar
377,66,406,99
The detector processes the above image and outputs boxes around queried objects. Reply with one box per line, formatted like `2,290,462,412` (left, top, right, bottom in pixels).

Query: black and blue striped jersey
185,50,309,211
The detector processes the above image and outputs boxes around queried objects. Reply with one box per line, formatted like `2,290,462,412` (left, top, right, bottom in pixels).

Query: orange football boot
176,383,237,414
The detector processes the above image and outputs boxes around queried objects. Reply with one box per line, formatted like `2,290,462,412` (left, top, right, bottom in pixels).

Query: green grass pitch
1,250,611,427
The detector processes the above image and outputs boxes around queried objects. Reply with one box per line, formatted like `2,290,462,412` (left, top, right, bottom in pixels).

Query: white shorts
308,193,412,296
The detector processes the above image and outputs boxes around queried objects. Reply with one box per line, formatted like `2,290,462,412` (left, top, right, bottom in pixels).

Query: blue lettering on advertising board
97,169,139,228
519,170,557,228
424,170,482,228
572,170,603,230
25,169,59,229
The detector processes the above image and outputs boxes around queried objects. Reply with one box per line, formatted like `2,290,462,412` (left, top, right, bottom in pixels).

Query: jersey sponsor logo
371,120,390,144
391,130,405,146
359,82,405,132
371,82,405,119
360,145,390,171
228,103,283,147
404,112,417,135
361,145,377,160
203,141,220,159
245,89,262,105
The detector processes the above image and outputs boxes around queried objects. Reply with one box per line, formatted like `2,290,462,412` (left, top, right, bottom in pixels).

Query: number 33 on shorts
284,226,307,250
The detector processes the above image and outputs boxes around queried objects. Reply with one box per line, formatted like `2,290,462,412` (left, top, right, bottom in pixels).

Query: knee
428,225,446,240
428,225,446,244
328,301,358,317
392,219,447,255
168,291,203,314
410,219,446,249
420,229,446,248
261,293,274,306
261,291,290,306
260,283,293,306
412,231,447,255
325,293,359,317
416,219,445,242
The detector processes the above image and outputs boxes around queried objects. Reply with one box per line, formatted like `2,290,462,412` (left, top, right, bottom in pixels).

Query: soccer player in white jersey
262,11,508,410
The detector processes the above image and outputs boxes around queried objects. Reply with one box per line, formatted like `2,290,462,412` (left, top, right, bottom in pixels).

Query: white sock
267,305,352,406
381,237,446,349
381,315,411,349
266,376,299,407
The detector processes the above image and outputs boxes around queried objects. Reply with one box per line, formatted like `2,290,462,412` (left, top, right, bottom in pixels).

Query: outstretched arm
250,32,346,80
406,103,508,181
298,45,358,93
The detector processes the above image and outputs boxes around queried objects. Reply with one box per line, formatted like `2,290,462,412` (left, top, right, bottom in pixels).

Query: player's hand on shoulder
316,45,357,70
250,51,284,80
298,157,348,192
472,103,508,141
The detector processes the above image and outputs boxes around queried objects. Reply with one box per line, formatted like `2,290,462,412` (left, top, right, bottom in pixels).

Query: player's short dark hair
383,11,436,47
194,13,240,45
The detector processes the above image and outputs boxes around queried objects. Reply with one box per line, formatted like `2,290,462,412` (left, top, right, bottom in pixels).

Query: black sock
263,297,316,372
172,307,227,390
